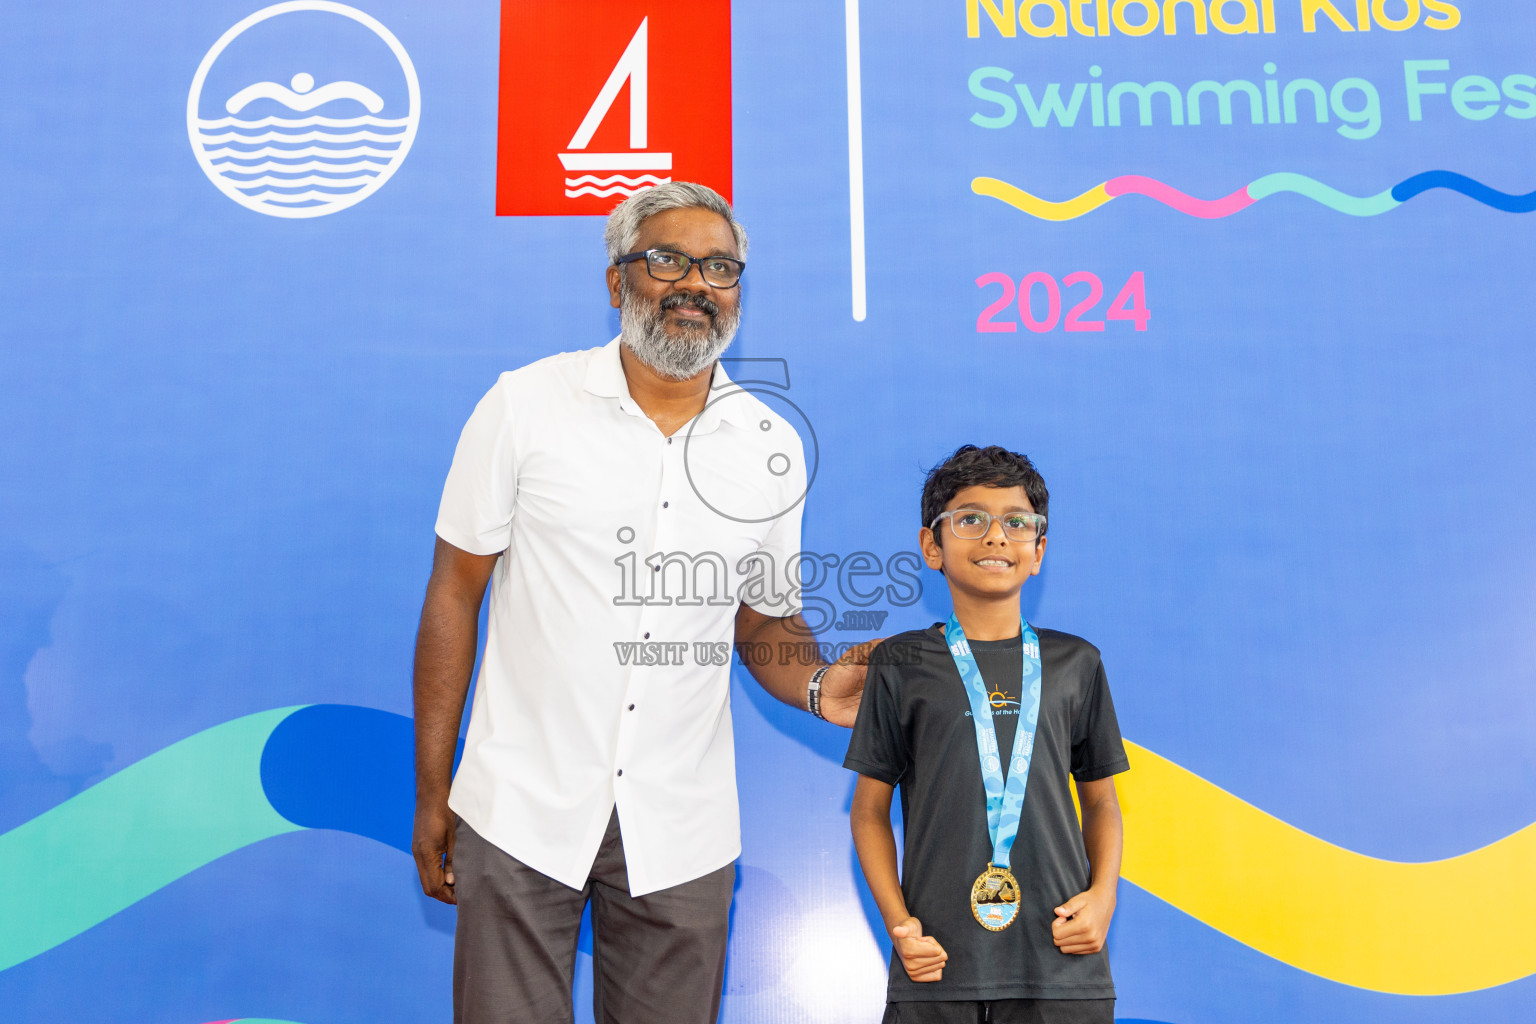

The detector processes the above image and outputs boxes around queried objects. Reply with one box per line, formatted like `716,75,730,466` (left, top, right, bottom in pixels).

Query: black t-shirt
844,624,1130,1002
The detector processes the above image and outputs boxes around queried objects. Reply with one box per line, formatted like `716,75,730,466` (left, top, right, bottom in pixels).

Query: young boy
846,445,1129,1024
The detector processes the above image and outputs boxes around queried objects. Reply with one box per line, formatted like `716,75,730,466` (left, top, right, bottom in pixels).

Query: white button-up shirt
435,339,806,896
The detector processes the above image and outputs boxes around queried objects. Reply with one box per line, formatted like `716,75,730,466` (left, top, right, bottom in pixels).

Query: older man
412,182,866,1024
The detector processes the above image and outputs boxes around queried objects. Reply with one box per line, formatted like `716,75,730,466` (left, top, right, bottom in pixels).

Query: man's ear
919,526,945,572
606,265,623,308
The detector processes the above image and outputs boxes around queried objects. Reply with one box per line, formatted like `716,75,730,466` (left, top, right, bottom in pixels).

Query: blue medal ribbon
945,614,1042,870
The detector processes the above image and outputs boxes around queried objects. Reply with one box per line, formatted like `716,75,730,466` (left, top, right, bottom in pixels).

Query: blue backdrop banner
1,1,1533,1022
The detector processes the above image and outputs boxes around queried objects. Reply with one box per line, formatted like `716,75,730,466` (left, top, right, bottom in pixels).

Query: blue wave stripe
1391,171,1536,213
260,705,463,854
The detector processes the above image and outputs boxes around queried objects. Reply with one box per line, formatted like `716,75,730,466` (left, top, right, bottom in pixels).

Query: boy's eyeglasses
615,248,746,288
930,509,1046,542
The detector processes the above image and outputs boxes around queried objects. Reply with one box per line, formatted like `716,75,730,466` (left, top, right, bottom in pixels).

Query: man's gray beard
618,283,741,381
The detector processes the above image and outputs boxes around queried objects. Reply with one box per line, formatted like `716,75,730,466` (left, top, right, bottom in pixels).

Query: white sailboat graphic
559,18,672,199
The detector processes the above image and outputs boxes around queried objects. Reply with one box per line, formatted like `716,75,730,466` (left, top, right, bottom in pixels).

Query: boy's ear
919,526,945,572
1029,536,1048,576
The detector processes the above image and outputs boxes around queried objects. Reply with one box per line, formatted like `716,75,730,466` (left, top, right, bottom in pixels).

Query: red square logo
496,1,733,216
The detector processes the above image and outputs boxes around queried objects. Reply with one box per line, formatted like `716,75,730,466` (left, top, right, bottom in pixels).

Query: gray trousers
884,1000,1115,1024
453,812,734,1024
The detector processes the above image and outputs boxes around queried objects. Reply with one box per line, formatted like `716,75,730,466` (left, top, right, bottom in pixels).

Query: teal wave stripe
1246,173,1401,216
0,707,306,971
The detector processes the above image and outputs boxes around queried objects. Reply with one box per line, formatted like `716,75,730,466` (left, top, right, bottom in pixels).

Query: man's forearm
411,539,498,903
733,603,874,727
736,610,818,711
412,583,481,801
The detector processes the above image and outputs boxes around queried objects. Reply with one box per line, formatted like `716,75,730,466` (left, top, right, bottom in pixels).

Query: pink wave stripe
1106,175,1254,218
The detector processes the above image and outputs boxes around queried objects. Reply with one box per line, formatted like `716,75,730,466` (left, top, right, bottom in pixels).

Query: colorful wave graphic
972,172,1536,221
2,706,1532,995
1114,742,1536,996
0,705,431,975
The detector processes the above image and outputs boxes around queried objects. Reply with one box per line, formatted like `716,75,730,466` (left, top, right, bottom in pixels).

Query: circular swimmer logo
187,2,420,218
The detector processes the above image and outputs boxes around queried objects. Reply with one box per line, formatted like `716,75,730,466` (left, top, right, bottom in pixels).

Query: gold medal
970,865,1021,931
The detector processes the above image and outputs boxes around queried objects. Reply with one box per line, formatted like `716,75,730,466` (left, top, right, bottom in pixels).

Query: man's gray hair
603,182,748,264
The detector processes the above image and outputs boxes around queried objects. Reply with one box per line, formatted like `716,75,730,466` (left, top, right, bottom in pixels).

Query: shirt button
667,437,673,445
643,632,650,639
662,501,669,508
628,703,636,710
617,769,624,777
653,564,660,572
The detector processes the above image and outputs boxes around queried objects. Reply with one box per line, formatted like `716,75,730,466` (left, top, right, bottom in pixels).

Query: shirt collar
582,337,630,401
584,337,758,433
703,357,760,431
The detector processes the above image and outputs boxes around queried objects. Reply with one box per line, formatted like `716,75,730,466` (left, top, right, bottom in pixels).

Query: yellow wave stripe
1114,741,1536,994
971,176,1111,221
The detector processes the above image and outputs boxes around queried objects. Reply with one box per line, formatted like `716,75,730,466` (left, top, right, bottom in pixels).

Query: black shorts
883,999,1115,1024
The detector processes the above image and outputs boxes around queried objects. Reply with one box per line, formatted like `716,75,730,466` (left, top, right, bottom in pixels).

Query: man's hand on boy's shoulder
890,916,948,982
1051,885,1117,955
819,637,885,727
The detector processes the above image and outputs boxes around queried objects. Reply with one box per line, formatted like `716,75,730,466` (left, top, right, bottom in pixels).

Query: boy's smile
921,484,1047,635
974,554,1018,572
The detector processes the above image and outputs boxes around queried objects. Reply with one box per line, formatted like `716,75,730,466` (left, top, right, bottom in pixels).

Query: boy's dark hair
921,445,1049,544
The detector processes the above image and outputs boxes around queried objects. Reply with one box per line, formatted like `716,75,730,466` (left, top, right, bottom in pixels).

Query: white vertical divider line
844,0,867,322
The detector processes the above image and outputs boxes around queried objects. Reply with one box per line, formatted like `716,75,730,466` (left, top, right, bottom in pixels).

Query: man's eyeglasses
930,509,1046,543
616,248,745,288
